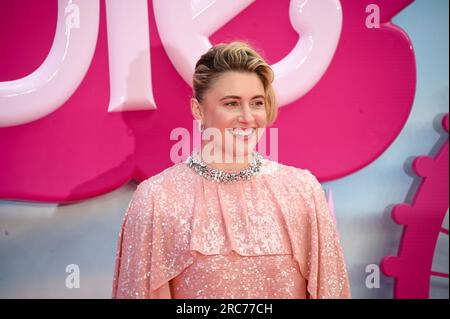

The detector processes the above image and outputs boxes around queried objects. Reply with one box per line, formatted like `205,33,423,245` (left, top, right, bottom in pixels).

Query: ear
190,97,203,121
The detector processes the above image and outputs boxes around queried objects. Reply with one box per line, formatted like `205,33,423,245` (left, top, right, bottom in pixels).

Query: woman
112,41,351,299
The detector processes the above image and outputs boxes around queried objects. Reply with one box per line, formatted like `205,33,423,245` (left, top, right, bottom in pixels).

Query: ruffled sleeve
111,180,172,299
302,171,352,299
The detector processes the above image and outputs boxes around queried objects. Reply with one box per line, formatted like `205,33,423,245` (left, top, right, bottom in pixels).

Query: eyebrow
219,95,265,101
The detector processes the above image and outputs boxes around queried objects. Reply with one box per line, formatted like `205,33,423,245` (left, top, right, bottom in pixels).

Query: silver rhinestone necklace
186,151,263,183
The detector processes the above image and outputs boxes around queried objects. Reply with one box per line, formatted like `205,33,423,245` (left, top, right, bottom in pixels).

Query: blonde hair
193,41,278,126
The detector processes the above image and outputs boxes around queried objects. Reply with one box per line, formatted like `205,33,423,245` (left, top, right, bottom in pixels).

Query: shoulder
135,161,191,196
125,162,188,218
264,158,322,197
267,158,317,184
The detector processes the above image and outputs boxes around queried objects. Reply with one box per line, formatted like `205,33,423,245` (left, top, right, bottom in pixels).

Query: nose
239,104,255,123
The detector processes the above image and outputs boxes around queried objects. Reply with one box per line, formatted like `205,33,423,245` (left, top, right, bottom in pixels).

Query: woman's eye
252,101,265,107
224,101,264,108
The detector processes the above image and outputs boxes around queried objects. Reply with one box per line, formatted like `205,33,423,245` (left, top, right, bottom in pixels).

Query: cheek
254,110,268,126
210,109,236,127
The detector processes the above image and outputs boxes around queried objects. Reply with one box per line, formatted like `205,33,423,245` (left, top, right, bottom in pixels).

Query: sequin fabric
112,154,351,299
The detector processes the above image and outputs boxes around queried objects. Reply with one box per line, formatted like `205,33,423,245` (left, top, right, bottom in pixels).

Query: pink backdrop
0,0,416,203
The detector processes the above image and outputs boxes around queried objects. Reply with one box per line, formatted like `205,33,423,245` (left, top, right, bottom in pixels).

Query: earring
198,120,205,132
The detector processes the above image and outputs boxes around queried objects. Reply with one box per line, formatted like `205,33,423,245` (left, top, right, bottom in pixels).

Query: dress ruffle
112,157,351,299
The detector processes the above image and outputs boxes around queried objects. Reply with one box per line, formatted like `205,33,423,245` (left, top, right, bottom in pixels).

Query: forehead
207,71,265,99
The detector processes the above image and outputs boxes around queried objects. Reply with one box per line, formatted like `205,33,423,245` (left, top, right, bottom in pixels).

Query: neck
199,146,255,172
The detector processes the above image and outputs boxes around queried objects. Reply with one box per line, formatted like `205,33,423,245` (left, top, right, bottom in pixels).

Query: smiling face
191,71,268,164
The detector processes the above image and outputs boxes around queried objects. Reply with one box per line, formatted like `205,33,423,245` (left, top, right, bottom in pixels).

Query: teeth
228,128,255,137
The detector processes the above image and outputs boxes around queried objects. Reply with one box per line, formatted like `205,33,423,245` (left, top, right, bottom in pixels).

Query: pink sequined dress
112,154,351,299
